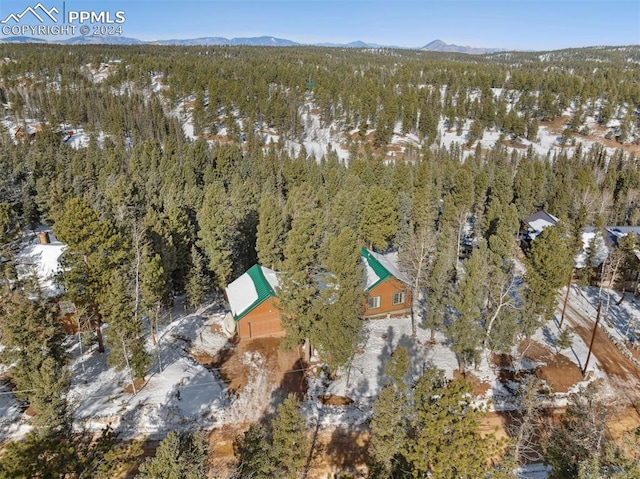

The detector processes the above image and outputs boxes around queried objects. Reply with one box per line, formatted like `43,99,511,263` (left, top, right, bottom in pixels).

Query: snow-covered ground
566,285,640,361
302,282,640,427
0,303,236,442
15,229,65,297
0,362,29,441
304,315,491,428
4,233,640,479
6,78,633,165
6,227,640,479
67,307,231,439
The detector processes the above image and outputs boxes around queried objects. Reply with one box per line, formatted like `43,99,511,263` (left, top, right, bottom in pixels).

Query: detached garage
223,264,282,339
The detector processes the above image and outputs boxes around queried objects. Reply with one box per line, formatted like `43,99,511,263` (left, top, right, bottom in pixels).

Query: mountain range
0,35,504,54
420,39,504,54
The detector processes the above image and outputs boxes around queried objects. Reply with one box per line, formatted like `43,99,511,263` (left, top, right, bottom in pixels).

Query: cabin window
392,292,405,305
367,296,381,309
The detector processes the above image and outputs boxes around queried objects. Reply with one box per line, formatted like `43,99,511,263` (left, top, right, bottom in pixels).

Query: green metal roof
235,264,277,321
361,247,392,291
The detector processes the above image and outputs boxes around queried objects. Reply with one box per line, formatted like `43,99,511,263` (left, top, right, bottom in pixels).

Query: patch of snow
67,307,231,439
519,463,551,479
16,230,65,297
575,231,608,268
0,363,27,442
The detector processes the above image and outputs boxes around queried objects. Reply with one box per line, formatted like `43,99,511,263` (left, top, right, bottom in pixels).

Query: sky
1,0,639,50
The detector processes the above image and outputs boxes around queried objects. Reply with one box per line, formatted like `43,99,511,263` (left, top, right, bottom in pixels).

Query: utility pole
583,300,602,377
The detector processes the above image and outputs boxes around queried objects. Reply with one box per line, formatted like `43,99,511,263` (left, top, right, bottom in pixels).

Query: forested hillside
0,44,639,478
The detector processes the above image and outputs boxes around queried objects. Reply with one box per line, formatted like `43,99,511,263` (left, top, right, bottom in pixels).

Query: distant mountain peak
421,39,504,55
1,34,507,52
58,35,145,45
0,35,47,43
424,39,447,48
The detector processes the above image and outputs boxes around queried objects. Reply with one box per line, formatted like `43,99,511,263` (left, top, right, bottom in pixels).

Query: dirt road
561,296,640,423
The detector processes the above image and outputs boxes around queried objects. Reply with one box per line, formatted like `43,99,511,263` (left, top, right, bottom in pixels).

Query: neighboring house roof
583,226,640,249
605,226,640,243
577,226,640,268
225,264,280,321
576,229,609,268
605,227,640,265
361,247,410,291
522,210,559,239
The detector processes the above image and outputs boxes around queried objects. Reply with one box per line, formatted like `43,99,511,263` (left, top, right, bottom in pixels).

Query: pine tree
405,370,492,478
185,245,211,309
487,203,519,271
370,384,406,474
278,209,321,349
449,246,487,373
164,202,195,294
256,191,286,270
326,174,365,238
235,394,309,479
370,366,494,478
0,288,70,434
0,431,77,478
140,247,167,345
136,431,209,479
0,202,19,280
235,423,271,477
197,181,236,291
315,228,364,372
524,224,573,321
101,270,150,379
425,223,455,342
229,176,259,275
54,198,128,353
359,186,398,251
617,232,639,296
370,347,413,476
268,394,310,478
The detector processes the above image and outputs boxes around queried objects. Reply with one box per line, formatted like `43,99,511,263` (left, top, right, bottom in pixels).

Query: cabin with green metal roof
224,250,412,339
361,248,412,318
223,264,283,339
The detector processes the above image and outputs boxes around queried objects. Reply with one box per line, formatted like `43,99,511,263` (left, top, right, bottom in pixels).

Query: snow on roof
605,226,640,241
575,231,609,268
16,231,66,297
527,218,555,233
361,248,410,290
362,257,381,289
225,272,259,319
523,210,559,235
261,265,280,290
224,264,279,320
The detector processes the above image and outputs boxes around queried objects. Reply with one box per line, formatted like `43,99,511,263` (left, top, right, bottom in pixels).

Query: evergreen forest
0,43,639,478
